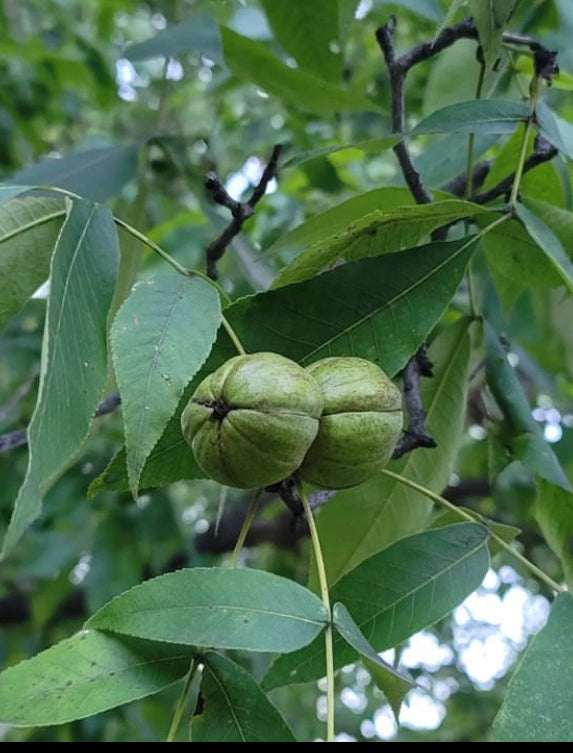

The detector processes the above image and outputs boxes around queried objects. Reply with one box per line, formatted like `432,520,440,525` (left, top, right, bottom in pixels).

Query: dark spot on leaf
65,680,73,687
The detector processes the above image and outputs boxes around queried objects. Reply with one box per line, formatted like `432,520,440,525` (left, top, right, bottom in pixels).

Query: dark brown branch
471,139,558,205
443,160,492,198
205,144,282,279
0,391,121,454
392,346,437,459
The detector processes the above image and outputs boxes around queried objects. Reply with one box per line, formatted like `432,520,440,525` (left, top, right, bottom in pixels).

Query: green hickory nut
181,352,324,489
298,357,404,489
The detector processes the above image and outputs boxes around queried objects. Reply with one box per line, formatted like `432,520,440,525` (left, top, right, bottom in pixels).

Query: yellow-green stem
222,316,247,356
465,60,486,200
229,489,262,568
509,77,541,208
299,485,335,743
380,468,565,594
166,657,199,742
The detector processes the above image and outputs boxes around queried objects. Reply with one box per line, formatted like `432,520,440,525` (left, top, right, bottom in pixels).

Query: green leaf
468,0,515,70
0,185,34,204
491,593,573,742
265,187,427,260
263,523,489,690
221,27,377,114
7,146,139,202
282,136,401,169
0,196,65,332
111,275,221,497
0,631,191,726
87,567,328,653
377,0,443,22
191,652,297,742
91,238,477,495
333,602,414,718
273,200,489,288
484,321,571,491
482,217,562,312
310,317,472,588
534,479,573,591
514,202,573,296
413,100,529,135
125,17,222,65
431,508,520,558
536,102,573,161
434,0,466,39
2,200,120,556
260,0,341,82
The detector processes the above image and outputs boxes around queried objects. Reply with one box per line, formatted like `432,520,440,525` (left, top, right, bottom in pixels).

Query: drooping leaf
282,136,401,169
221,27,377,114
0,196,65,332
310,317,472,588
125,17,222,65
536,101,573,161
333,602,414,718
263,523,489,689
260,0,341,82
514,202,573,296
111,275,221,497
90,238,477,494
468,0,515,70
7,146,139,202
3,199,120,556
0,631,192,727
87,567,328,653
491,593,573,742
273,200,489,288
534,479,573,591
413,99,529,135
484,321,570,491
191,652,297,742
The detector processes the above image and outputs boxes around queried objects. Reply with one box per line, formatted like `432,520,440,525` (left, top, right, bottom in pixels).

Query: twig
0,391,121,454
392,346,437,459
471,138,557,205
205,144,282,279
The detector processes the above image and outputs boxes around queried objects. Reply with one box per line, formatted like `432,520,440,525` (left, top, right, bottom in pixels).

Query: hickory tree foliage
1,0,573,743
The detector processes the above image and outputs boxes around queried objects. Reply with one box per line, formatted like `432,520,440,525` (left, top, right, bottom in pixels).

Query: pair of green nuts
181,352,403,490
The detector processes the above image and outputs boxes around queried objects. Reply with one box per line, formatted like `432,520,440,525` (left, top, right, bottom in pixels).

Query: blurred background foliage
1,0,573,742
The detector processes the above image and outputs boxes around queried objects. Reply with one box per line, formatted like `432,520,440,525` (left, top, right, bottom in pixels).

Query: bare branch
205,144,282,279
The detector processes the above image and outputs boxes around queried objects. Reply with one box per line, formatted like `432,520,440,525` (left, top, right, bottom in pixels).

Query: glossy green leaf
3,199,120,556
0,631,191,726
282,136,401,169
221,27,376,114
7,146,139,202
333,602,414,718
413,100,529,135
468,0,515,70
88,567,328,653
192,652,297,742
534,479,573,591
125,17,222,64
265,187,426,260
491,593,573,741
514,202,573,296
310,317,472,588
90,238,477,495
484,321,570,491
111,275,221,497
263,523,489,689
0,196,65,331
260,0,341,82
536,101,573,161
273,200,489,288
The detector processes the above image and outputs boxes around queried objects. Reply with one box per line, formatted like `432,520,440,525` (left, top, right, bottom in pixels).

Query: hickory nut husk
298,357,403,489
181,352,324,489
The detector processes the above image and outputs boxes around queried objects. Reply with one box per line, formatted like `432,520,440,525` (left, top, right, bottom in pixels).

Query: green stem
229,489,262,568
221,316,247,356
465,60,486,200
298,484,335,743
380,468,565,594
166,657,199,742
509,76,541,208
